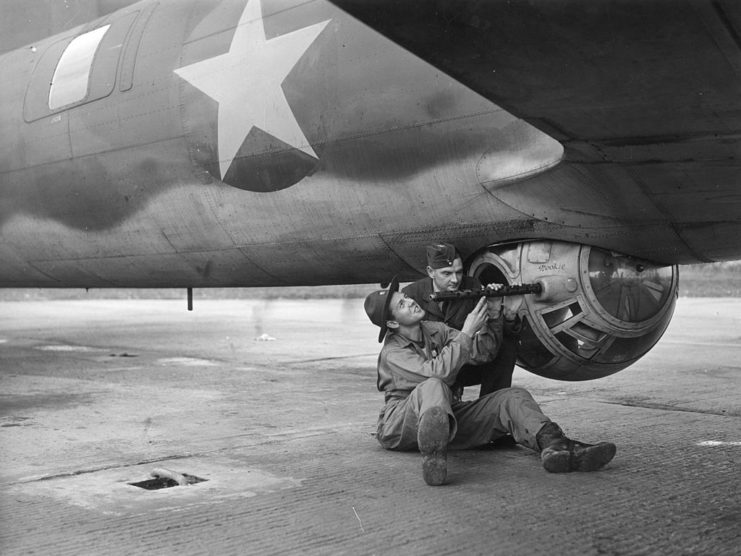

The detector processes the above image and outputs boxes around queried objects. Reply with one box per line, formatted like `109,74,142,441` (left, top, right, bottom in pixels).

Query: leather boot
536,422,616,473
417,407,449,486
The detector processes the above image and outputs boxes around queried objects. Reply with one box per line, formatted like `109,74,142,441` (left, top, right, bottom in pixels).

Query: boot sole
418,407,449,486
541,449,571,473
575,442,616,472
542,442,617,473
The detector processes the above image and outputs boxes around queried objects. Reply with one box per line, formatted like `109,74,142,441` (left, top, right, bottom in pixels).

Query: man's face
388,292,425,327
427,257,464,292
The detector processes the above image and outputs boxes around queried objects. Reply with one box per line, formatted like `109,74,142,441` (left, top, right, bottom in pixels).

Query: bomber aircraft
1,0,739,382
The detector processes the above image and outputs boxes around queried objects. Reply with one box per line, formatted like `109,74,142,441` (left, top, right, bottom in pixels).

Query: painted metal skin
331,0,741,265
0,0,736,379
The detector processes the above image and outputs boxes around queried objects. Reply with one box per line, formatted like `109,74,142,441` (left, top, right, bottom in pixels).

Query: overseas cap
364,276,399,342
426,242,459,269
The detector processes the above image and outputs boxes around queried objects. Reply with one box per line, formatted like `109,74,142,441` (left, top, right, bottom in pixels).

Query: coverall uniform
402,275,521,397
375,318,551,453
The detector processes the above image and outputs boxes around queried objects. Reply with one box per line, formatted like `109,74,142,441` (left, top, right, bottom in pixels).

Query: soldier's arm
379,324,473,388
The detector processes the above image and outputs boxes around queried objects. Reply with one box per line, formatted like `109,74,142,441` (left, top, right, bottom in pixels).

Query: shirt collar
388,321,441,348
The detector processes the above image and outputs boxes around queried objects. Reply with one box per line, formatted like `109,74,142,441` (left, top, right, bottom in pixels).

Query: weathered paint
0,0,739,289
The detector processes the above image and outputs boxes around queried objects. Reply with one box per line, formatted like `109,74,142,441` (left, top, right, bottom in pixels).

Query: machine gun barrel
429,283,542,302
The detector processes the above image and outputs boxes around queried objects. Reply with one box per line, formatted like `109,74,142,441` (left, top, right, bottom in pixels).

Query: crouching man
364,276,616,486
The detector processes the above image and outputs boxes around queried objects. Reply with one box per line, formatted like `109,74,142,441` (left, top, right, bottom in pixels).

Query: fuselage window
48,25,110,110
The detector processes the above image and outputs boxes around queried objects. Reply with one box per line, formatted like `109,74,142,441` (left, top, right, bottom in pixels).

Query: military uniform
364,269,617,486
402,274,521,397
375,318,549,453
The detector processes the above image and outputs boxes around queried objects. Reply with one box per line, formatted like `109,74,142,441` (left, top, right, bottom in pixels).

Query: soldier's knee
413,378,454,410
500,386,536,403
418,377,449,393
507,386,528,396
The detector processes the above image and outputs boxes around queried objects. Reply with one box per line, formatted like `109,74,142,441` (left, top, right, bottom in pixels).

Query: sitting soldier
364,276,617,486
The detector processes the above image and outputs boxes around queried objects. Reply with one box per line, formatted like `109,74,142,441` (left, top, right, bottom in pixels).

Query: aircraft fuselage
0,0,725,288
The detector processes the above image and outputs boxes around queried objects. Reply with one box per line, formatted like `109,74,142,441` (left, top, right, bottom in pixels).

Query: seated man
364,276,616,486
402,243,520,400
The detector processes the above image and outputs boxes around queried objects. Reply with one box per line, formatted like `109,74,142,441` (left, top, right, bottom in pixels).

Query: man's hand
484,283,504,317
502,294,524,321
461,296,489,337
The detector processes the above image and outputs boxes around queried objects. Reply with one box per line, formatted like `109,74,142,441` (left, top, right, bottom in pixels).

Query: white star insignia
175,0,330,179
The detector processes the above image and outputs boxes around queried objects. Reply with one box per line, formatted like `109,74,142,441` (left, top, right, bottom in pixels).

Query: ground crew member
364,276,617,486
402,242,520,400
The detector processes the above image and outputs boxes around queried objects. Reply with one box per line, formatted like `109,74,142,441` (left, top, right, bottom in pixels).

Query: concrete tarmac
0,297,739,555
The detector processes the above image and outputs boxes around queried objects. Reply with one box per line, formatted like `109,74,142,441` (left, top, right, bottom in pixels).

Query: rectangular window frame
24,11,139,122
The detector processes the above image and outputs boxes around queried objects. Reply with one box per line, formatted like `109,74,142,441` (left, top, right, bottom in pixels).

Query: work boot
536,422,616,473
417,407,449,486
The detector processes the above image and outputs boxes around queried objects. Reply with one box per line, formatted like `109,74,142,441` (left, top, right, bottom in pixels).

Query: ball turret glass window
586,248,674,323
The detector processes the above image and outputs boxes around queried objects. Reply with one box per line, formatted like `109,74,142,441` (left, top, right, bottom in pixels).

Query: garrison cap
364,275,399,342
426,242,459,269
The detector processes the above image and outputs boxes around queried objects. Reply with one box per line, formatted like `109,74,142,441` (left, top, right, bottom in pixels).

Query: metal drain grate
129,468,207,490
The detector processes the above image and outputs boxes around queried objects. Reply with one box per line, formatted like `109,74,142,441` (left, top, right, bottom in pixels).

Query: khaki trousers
376,378,550,452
